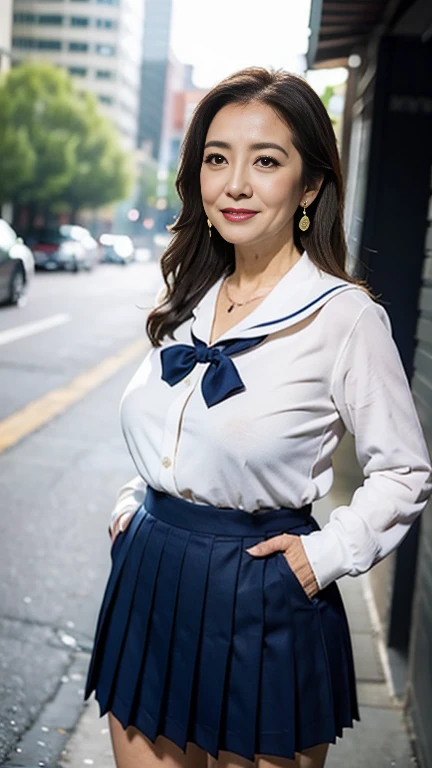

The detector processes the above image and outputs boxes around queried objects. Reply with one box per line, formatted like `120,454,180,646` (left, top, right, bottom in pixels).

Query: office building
0,0,13,72
11,0,144,149
138,0,173,159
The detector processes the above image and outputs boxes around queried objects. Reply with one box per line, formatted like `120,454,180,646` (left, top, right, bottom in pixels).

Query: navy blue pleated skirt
85,487,360,761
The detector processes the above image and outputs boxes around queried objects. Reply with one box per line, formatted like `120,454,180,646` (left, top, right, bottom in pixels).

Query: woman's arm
300,302,432,591
109,284,165,540
109,474,147,540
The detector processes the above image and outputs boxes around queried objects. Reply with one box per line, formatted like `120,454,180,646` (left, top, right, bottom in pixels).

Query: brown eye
204,153,227,165
255,156,280,168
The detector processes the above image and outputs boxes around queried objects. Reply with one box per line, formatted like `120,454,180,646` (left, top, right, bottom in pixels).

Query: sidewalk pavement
59,436,418,768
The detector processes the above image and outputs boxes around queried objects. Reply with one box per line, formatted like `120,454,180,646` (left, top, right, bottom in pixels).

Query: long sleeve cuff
110,475,147,529
300,525,353,591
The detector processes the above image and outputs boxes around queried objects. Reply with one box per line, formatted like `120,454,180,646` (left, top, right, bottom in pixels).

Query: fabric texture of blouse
113,251,432,591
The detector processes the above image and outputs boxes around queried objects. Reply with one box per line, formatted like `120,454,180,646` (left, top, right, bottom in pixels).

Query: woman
85,68,432,768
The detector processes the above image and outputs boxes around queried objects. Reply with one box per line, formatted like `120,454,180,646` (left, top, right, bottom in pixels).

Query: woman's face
200,101,311,249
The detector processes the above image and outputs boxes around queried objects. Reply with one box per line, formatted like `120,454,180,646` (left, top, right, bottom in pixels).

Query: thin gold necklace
223,277,276,314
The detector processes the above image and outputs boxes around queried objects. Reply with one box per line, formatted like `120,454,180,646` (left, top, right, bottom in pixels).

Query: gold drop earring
207,218,212,238
299,200,310,232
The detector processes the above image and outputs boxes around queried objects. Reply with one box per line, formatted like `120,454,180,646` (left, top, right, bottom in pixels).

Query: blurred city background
0,1,431,767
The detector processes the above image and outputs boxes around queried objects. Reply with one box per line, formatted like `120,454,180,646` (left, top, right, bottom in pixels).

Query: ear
300,176,325,207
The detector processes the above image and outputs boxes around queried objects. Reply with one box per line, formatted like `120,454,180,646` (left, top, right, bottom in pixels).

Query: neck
230,232,302,290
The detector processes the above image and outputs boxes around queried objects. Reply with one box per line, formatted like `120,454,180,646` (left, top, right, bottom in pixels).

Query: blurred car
29,224,100,272
0,218,35,306
99,234,135,264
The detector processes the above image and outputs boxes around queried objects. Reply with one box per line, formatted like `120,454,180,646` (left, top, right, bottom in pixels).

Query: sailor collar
191,251,360,344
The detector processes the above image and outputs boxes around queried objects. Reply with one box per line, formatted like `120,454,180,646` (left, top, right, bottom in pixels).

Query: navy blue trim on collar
250,284,347,330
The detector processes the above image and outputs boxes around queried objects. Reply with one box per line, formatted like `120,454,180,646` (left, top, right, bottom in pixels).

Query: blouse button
162,456,172,468
184,377,191,386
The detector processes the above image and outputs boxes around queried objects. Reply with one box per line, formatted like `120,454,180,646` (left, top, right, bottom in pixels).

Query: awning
307,0,401,68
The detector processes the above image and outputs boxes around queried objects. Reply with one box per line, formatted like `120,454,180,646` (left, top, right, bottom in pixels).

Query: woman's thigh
108,713,208,768
258,743,329,768
206,743,329,768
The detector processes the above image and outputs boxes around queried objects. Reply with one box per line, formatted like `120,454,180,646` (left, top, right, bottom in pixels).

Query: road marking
0,314,71,347
0,338,148,453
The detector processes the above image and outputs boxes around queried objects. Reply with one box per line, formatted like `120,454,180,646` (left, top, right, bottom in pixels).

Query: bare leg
108,712,208,768
257,743,329,768
206,742,329,768
207,751,256,768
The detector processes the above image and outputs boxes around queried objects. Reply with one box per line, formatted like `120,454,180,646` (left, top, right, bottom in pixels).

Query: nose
224,162,252,199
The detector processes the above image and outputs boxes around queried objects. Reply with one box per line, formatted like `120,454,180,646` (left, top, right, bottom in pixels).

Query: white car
0,219,35,306
99,234,135,264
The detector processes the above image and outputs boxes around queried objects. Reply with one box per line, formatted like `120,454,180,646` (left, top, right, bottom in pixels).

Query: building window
96,43,116,56
13,13,36,23
68,41,89,52
38,15,64,24
95,18,117,29
98,95,113,105
12,37,37,49
38,39,62,49
96,0,119,5
70,16,89,26
69,66,87,77
96,69,115,79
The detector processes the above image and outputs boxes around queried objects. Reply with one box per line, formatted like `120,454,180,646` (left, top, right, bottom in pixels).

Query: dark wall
355,33,432,767
407,222,432,768
359,35,432,378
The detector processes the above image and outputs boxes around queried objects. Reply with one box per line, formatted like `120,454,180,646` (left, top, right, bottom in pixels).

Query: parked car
0,219,35,306
99,234,135,264
28,225,100,272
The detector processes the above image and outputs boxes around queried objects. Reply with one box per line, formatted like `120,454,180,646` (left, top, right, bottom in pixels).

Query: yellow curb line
0,338,148,454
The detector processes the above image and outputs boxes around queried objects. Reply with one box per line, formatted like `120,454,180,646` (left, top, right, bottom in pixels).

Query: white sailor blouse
114,251,432,591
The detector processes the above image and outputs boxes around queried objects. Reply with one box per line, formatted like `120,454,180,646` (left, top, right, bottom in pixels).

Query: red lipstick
220,208,258,222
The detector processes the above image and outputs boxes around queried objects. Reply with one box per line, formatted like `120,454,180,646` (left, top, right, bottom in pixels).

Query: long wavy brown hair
147,67,370,346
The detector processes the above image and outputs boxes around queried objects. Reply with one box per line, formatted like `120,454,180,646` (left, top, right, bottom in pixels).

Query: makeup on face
220,208,259,223
200,102,305,246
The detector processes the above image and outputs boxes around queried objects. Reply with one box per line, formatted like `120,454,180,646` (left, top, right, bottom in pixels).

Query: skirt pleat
256,552,296,758
314,586,360,735
107,516,169,721
191,538,243,758
161,534,215,749
85,488,360,762
219,536,265,760
95,512,158,713
84,510,149,700
129,525,190,738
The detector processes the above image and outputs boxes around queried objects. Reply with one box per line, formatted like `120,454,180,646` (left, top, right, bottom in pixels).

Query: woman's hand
246,534,320,599
109,511,134,545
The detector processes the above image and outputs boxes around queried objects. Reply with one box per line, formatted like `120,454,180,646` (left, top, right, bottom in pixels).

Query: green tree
136,164,158,209
0,88,35,213
59,90,132,221
321,85,335,112
0,61,132,226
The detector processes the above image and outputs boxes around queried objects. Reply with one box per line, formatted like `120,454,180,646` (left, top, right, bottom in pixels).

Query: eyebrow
203,140,289,158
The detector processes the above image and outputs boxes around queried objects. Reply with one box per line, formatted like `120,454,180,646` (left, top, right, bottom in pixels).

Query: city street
0,260,162,766
0,260,420,768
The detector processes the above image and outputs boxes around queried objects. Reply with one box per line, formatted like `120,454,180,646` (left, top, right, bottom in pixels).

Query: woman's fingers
246,533,293,557
110,511,133,543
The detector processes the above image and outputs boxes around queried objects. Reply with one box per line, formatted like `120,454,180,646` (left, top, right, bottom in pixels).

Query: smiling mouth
220,209,258,221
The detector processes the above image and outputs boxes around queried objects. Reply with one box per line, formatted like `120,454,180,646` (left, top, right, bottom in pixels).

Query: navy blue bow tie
160,331,267,407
